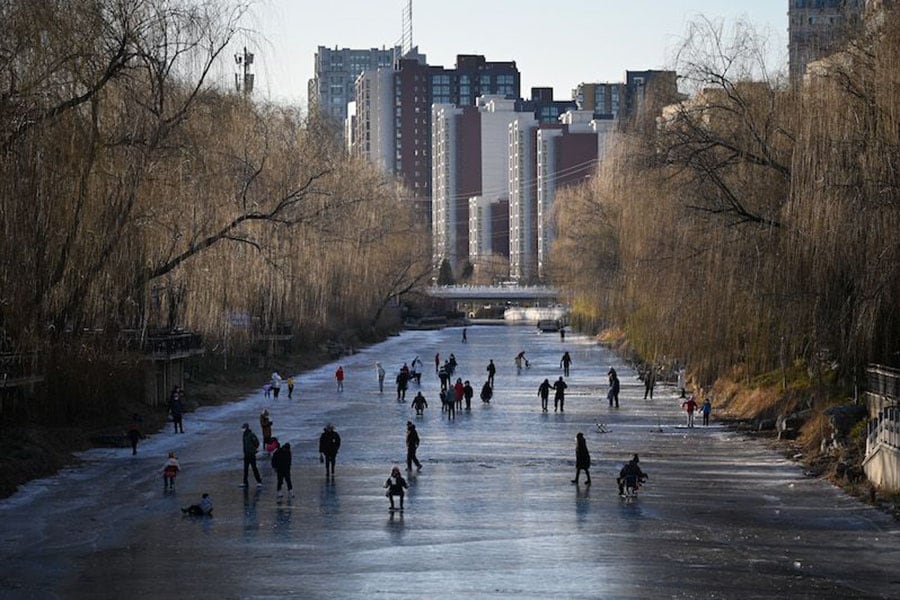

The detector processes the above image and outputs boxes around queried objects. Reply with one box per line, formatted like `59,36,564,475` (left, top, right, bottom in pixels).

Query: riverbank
595,327,900,520
0,344,359,499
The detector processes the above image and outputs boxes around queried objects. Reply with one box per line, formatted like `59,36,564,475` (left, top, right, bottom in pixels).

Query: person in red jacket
682,395,698,428
335,366,344,392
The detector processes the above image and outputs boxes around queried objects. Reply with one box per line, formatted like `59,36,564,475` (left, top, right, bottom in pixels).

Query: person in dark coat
318,424,341,478
486,359,496,386
572,432,591,485
560,352,572,377
538,379,551,412
384,466,409,510
411,391,428,416
480,381,493,403
618,454,647,496
406,421,422,470
271,442,293,498
127,414,143,455
607,370,620,408
463,380,474,410
643,366,655,400
552,377,568,412
241,423,262,487
169,386,184,433
396,369,410,402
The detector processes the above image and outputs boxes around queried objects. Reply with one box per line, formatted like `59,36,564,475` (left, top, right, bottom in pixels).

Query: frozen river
1,325,898,599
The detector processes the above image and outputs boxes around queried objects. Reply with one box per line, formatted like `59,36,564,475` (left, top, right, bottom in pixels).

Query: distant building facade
572,82,623,119
788,0,864,83
309,46,398,125
352,52,521,221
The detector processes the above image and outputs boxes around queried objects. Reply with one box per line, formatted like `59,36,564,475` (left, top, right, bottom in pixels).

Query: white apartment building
508,115,539,281
351,69,396,174
431,103,464,267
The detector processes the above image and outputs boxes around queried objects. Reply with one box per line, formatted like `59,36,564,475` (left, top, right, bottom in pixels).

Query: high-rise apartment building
432,96,528,271
536,112,615,279
352,53,521,219
788,0,864,83
308,46,399,124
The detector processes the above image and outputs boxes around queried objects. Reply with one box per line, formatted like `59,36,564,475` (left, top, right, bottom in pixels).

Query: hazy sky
238,0,789,107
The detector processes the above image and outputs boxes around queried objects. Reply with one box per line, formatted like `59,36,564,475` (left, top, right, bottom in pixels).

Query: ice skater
682,395,698,428
384,466,409,511
486,359,496,386
406,421,422,470
396,368,410,401
560,352,572,377
335,366,344,392
701,397,712,426
538,378,551,412
168,386,184,433
463,380,474,410
607,369,620,408
271,442,293,498
127,414,143,455
259,409,274,448
442,389,456,419
411,391,428,416
319,423,341,478
241,423,262,488
480,381,493,403
643,366,655,400
376,362,386,393
462,327,467,343
572,433,591,485
162,451,180,491
552,376,567,412
618,454,647,497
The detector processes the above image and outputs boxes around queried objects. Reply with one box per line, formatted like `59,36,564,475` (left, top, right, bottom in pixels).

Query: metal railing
865,364,900,457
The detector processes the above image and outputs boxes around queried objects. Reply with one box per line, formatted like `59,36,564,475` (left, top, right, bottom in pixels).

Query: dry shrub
798,412,831,454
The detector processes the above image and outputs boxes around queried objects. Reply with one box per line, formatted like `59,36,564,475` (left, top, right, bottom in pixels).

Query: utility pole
234,46,254,95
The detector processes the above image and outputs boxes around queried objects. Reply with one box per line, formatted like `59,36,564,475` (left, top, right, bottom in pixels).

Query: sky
238,0,789,108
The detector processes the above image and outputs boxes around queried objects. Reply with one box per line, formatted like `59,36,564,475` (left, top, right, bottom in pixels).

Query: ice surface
1,325,897,599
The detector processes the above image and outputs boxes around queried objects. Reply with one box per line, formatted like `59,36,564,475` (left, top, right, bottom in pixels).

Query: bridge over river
426,284,562,303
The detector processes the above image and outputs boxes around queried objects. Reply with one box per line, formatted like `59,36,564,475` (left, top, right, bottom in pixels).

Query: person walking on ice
682,394,698,428
486,359,496,386
552,376,568,412
240,423,262,488
162,451,180,491
319,423,341,479
643,365,656,400
560,352,572,377
572,433,591,485
538,378,551,412
701,397,712,426
271,442,293,498
411,392,428,416
335,366,345,392
406,421,423,470
607,369,620,408
376,362,386,393
384,466,409,511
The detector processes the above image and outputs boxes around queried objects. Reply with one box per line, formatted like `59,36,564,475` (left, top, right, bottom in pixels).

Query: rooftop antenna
401,0,413,55
234,46,254,95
